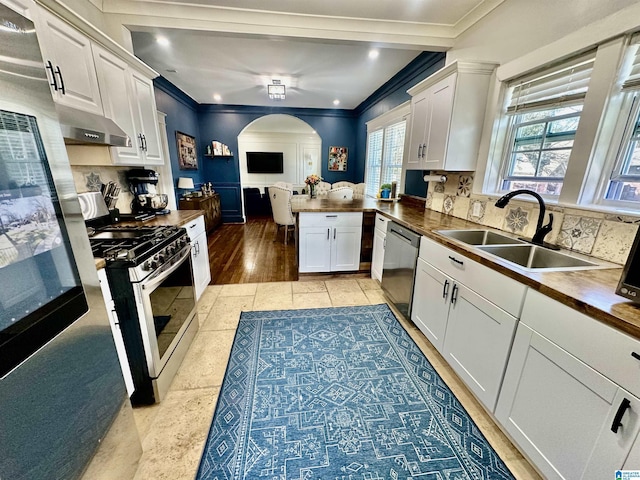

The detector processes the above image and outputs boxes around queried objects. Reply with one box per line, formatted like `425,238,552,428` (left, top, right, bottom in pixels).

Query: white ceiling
115,0,501,109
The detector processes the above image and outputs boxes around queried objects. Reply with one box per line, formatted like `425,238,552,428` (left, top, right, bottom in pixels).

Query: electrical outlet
472,202,482,217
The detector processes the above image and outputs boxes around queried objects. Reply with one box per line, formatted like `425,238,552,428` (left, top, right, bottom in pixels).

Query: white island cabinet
299,212,362,273
411,236,527,412
183,215,211,301
495,289,640,478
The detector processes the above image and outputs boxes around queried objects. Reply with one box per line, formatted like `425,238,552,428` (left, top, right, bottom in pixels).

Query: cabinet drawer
375,213,389,233
299,212,363,228
521,289,640,398
183,215,205,240
419,236,526,317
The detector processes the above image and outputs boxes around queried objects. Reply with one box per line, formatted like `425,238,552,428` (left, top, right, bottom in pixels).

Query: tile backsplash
426,172,640,265
70,165,134,213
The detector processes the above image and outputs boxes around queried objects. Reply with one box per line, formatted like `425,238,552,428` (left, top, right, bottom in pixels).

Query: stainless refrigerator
0,3,140,479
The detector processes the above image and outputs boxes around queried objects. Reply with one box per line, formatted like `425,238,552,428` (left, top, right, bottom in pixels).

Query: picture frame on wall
328,146,348,171
176,131,198,170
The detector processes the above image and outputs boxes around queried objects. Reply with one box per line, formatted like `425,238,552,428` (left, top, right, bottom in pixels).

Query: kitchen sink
476,244,602,271
435,229,525,246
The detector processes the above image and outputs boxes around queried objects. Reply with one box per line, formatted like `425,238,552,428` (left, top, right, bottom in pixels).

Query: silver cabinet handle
417,144,422,159
422,143,427,158
327,228,330,240
442,279,449,299
451,284,458,305
54,66,65,95
334,228,336,240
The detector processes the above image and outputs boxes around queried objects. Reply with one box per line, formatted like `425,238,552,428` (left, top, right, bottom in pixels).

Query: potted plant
380,183,392,199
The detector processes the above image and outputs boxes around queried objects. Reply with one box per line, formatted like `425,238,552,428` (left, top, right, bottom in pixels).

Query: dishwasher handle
387,222,420,247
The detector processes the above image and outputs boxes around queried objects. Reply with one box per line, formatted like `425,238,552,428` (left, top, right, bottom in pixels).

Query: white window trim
365,101,410,196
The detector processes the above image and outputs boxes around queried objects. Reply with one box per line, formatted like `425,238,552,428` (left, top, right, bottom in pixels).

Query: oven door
133,244,196,377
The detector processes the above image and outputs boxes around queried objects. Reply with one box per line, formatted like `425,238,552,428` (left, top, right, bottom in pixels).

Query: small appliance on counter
616,227,640,302
127,169,170,215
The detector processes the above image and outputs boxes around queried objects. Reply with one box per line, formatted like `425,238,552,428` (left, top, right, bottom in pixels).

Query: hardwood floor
206,216,298,284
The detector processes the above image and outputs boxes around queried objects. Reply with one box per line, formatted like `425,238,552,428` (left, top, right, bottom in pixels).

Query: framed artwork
176,131,198,170
328,146,348,172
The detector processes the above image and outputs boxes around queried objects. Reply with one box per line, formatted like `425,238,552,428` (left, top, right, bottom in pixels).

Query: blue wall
155,52,446,221
154,77,202,205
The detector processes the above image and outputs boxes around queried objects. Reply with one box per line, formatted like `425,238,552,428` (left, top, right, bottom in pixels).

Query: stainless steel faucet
495,189,555,247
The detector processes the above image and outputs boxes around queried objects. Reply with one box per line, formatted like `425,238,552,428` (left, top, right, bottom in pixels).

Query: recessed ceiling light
369,49,379,59
165,69,177,73
213,94,222,101
333,99,340,106
156,36,170,47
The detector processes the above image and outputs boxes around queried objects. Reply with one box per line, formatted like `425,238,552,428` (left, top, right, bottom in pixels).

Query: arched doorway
238,114,321,219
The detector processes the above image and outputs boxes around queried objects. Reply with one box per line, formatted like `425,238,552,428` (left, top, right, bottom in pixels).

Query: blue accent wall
155,52,446,221
153,77,202,205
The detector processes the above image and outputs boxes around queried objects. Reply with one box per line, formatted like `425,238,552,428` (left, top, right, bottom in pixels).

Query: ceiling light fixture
156,36,170,47
268,79,286,100
369,49,379,59
333,99,340,106
213,94,222,101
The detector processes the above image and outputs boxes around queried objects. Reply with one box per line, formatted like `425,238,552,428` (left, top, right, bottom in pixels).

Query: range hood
56,104,130,147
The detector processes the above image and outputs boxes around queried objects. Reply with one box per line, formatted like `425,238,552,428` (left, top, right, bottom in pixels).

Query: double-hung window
365,103,409,198
604,36,640,205
499,52,596,196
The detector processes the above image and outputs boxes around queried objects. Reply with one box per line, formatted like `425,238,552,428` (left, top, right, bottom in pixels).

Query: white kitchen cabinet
97,269,135,396
184,215,211,301
495,289,640,478
34,7,104,115
405,61,496,171
371,214,389,282
298,212,363,273
100,60,163,166
411,236,526,411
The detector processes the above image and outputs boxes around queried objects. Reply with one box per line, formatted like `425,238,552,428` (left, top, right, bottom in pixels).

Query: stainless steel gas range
89,224,198,405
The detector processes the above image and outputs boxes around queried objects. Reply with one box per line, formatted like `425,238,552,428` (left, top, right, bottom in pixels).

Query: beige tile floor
131,278,542,479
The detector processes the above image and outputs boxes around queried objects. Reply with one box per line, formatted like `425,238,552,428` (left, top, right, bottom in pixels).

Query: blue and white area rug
196,304,515,479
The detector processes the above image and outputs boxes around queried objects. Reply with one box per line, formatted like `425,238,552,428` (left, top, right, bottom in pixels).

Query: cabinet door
443,280,517,411
131,71,163,165
411,259,451,353
371,228,385,282
331,226,362,271
191,232,211,301
299,227,331,273
406,93,429,169
424,73,456,171
496,324,633,479
92,44,142,165
35,8,103,115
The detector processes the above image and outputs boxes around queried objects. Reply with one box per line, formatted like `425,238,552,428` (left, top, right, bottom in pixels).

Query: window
364,104,408,198
499,53,596,196
605,37,640,205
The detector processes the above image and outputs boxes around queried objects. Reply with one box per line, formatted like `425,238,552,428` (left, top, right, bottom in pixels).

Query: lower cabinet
495,290,640,478
371,213,389,282
411,237,526,412
298,212,363,273
184,215,211,301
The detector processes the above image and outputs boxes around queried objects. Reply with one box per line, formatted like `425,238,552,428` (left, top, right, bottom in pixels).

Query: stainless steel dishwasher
381,222,421,319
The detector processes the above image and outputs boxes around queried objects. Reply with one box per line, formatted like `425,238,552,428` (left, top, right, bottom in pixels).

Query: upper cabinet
405,61,496,171
93,45,163,166
35,7,104,115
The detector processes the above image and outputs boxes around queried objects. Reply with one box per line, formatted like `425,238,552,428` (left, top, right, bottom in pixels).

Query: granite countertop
292,196,640,340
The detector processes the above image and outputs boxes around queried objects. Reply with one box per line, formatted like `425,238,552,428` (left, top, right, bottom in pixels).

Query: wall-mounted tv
246,152,284,174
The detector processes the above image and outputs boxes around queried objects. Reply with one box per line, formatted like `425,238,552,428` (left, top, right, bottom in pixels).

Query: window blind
365,129,383,198
622,33,640,90
380,121,406,189
506,51,596,114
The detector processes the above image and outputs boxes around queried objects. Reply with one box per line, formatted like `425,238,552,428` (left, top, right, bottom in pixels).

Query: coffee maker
127,169,170,214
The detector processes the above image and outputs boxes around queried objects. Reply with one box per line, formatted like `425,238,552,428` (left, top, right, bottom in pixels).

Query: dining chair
315,181,331,196
328,186,354,200
268,185,295,244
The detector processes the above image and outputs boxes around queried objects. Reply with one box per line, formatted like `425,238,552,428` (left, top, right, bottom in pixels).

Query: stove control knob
158,253,166,263
143,261,152,271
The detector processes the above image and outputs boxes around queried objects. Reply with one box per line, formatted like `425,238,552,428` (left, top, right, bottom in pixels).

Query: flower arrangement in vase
305,174,323,198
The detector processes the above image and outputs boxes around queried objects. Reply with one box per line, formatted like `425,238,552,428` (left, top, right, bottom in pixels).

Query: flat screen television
246,152,284,174
0,110,87,378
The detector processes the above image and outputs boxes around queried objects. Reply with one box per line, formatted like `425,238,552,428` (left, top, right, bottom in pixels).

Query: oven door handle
141,245,191,291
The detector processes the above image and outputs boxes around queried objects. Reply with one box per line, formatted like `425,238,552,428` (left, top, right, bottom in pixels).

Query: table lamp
178,177,195,198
